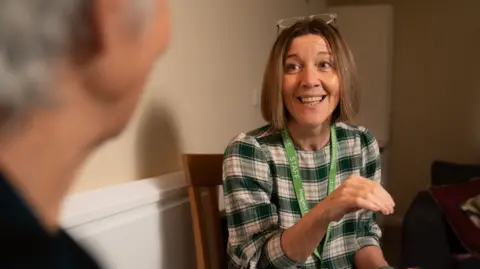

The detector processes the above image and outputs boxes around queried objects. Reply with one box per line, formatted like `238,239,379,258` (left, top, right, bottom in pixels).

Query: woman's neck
287,120,332,151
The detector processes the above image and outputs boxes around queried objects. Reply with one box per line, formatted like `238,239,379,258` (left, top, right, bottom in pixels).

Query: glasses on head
276,13,337,34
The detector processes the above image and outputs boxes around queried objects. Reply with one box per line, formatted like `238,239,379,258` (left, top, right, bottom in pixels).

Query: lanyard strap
281,124,338,262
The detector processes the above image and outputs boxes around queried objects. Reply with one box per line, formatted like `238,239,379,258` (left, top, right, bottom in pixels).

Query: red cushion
430,178,480,256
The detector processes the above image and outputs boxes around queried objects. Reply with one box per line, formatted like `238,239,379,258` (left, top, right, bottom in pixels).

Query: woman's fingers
366,192,391,215
351,188,392,215
370,182,395,213
351,196,380,212
329,175,396,217
366,186,393,215
357,176,395,213
346,176,395,215
375,187,395,214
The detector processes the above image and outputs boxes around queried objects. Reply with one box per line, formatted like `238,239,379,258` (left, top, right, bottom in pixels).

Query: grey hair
0,0,93,110
0,0,155,122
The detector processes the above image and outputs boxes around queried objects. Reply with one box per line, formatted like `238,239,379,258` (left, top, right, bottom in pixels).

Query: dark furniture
401,161,480,269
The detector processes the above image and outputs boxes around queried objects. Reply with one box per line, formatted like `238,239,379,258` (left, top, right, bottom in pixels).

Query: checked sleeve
222,134,301,269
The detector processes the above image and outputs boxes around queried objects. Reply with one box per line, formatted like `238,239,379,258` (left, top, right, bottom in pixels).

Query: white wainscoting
60,172,197,269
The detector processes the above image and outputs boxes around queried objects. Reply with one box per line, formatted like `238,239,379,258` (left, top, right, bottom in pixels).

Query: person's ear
73,0,123,65
93,0,124,49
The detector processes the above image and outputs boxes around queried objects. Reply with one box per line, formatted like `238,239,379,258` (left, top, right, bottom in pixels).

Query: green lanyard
280,124,338,262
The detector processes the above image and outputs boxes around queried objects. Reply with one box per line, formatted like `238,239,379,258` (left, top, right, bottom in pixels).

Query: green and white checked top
222,122,382,269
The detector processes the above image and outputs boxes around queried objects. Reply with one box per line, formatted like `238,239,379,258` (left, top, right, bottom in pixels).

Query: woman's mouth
297,95,327,105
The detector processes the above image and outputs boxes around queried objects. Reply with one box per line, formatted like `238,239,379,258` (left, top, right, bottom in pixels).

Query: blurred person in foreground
0,0,170,268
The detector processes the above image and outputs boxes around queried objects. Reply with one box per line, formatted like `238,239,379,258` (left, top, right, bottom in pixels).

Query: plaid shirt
223,122,382,269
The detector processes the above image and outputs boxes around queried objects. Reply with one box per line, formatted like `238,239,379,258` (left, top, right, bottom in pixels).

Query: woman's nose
300,67,321,89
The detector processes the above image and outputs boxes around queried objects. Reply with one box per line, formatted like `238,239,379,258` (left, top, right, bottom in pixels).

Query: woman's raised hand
319,175,395,222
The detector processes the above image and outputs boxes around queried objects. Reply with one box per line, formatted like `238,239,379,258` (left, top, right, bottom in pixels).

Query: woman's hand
281,174,393,263
318,174,395,222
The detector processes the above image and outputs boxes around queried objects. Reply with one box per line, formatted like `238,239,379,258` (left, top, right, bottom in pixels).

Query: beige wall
71,0,327,193
329,0,480,216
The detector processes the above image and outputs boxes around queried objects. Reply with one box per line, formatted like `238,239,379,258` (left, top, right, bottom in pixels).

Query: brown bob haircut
261,19,359,130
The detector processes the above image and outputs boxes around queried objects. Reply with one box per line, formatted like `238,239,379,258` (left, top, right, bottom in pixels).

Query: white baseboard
60,171,197,269
60,171,186,229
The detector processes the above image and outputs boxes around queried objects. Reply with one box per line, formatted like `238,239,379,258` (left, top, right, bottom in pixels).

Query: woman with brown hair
223,14,395,269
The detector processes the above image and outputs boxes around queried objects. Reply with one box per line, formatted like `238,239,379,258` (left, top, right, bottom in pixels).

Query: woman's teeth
298,96,326,104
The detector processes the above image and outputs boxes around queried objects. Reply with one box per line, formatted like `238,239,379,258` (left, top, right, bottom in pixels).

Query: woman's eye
285,63,301,73
318,61,332,69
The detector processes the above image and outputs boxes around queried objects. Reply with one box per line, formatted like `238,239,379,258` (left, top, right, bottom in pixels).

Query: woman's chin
292,117,330,128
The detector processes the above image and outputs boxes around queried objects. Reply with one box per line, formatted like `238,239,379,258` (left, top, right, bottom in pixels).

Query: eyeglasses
276,13,337,34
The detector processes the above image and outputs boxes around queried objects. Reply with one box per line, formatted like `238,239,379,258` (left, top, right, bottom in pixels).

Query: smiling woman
222,15,394,269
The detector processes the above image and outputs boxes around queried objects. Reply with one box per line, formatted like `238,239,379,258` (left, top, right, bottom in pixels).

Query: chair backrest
182,154,225,269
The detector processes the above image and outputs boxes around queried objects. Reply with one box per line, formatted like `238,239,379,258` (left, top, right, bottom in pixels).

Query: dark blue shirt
0,173,101,269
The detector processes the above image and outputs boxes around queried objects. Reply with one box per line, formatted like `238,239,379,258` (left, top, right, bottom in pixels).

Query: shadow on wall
135,100,197,268
135,101,183,180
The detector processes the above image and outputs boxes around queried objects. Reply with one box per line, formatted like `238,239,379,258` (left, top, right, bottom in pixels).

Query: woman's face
282,34,340,128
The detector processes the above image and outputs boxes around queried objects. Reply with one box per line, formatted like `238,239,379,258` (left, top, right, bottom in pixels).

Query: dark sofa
401,161,480,269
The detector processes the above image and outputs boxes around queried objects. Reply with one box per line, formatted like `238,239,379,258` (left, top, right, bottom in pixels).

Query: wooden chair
182,154,226,269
